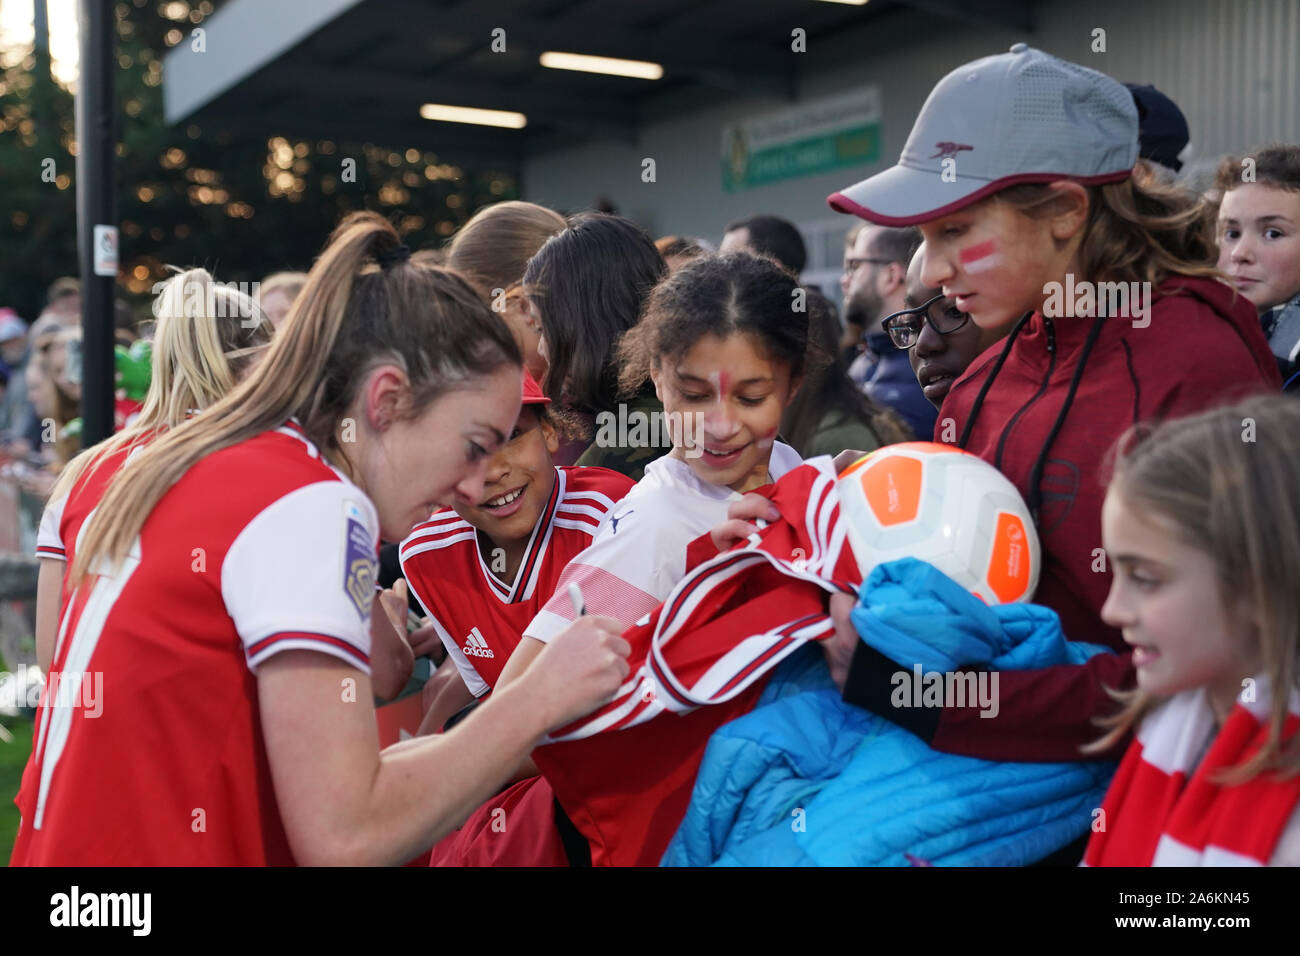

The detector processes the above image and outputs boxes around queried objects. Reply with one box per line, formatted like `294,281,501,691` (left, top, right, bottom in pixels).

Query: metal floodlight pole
32,0,52,156
75,0,117,446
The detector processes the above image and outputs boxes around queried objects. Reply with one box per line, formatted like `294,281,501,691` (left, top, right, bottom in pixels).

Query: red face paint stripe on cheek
959,240,997,264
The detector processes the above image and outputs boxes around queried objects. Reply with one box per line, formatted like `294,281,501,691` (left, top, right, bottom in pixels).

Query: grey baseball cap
828,44,1139,226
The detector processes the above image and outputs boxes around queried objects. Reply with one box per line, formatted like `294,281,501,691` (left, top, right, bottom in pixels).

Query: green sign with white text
723,89,882,192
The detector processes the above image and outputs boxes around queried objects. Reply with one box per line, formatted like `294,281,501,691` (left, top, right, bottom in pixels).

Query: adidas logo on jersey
462,627,494,659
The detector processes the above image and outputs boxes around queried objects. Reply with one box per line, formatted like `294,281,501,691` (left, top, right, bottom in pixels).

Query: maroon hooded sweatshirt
843,276,1281,762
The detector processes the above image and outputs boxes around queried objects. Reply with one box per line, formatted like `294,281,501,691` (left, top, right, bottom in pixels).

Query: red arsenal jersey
532,457,860,866
23,433,156,826
11,422,378,866
35,433,155,575
398,466,633,696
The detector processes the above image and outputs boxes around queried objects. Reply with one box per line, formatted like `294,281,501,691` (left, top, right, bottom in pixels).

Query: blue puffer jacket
662,559,1117,867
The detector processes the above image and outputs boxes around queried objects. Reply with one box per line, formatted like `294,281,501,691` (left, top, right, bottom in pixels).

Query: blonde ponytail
69,212,520,585
49,269,274,504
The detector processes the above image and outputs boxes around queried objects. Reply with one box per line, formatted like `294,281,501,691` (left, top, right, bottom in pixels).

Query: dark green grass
0,713,32,865
1,645,35,864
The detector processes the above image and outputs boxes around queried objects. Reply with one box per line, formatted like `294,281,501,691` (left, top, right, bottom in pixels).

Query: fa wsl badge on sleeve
342,500,376,622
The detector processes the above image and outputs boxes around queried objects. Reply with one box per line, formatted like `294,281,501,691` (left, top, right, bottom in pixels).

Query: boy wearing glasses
886,244,1007,410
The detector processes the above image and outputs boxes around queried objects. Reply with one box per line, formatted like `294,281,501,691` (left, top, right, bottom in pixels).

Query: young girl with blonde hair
1085,395,1300,866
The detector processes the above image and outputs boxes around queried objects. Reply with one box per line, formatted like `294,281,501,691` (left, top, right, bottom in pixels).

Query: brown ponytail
447,201,566,300
70,211,520,585
996,175,1220,290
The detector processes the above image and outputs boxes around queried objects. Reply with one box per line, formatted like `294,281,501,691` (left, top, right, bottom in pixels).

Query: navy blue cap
1125,83,1190,172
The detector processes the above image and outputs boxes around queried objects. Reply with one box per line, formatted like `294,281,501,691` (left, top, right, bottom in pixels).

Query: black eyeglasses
880,294,971,350
842,256,895,274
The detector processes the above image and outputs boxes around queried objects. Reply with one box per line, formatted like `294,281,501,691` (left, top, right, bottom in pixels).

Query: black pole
32,0,52,157
75,0,116,446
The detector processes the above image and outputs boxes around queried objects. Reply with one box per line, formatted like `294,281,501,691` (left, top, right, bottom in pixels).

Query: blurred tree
0,0,517,325
0,18,77,324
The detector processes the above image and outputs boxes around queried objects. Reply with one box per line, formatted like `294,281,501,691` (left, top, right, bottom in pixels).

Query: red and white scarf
1085,677,1300,866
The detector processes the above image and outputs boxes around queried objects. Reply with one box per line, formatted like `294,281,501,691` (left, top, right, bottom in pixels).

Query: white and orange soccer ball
836,442,1039,605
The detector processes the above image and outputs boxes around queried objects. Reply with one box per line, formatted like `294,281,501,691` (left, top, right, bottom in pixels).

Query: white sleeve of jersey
35,492,69,561
223,481,378,674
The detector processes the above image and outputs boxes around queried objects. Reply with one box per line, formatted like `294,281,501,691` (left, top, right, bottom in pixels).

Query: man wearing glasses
842,224,937,440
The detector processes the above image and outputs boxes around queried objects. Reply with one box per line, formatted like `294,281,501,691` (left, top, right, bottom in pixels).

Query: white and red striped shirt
11,421,378,866
523,442,804,645
399,466,633,696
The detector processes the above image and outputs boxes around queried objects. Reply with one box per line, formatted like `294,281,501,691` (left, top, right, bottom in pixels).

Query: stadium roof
163,0,1036,169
